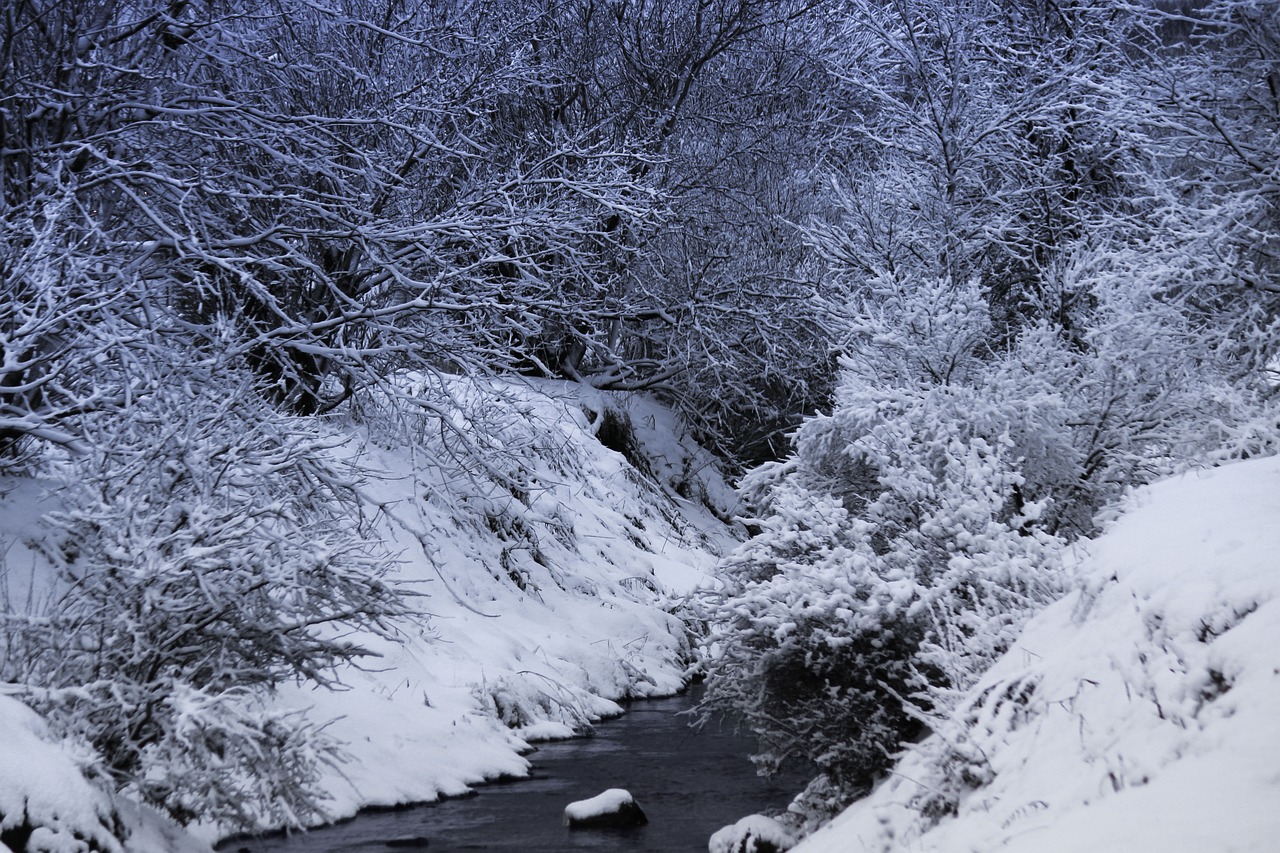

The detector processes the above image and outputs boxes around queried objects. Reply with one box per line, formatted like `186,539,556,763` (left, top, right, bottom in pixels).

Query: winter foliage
789,454,1280,853
696,0,1280,832
2,373,410,828
1,0,1279,849
697,337,1072,806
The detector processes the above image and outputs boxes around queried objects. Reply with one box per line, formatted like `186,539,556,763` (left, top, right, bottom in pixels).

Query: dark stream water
219,690,807,853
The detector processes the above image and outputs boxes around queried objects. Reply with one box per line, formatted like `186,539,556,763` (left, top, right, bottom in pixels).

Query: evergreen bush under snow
697,375,1068,807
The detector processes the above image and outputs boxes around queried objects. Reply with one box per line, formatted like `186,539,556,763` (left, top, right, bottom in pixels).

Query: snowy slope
0,693,208,853
247,380,743,837
0,379,741,850
791,454,1280,853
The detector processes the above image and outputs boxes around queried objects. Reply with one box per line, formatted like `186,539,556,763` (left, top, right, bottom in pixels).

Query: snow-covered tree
0,0,659,420
809,0,1147,339
0,0,851,470
471,0,845,464
1,368,410,829
1128,0,1280,374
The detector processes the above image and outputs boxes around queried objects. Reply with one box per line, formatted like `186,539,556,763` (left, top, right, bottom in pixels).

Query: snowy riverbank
6,381,1279,853
790,453,1280,853
0,380,742,851
233,380,744,839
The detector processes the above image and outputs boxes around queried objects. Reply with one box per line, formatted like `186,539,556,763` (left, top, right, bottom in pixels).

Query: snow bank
0,380,739,846
791,454,1280,853
225,380,739,838
0,694,124,852
0,694,208,853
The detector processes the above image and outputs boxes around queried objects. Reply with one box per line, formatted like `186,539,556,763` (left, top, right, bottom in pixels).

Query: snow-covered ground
0,694,206,853
250,380,742,836
0,379,741,851
791,454,1280,853
6,379,1278,853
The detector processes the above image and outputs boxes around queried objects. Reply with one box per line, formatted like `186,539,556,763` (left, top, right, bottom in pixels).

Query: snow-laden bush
0,372,412,830
784,454,1280,853
0,188,145,464
698,260,1266,818
700,266,1271,836
699,378,1068,801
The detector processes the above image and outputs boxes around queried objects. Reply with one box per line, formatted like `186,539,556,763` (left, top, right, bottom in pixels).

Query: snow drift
271,380,740,829
790,454,1280,853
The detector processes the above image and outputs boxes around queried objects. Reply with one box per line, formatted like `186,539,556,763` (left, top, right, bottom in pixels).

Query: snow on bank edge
792,454,1280,853
0,694,207,853
254,381,742,838
0,381,740,849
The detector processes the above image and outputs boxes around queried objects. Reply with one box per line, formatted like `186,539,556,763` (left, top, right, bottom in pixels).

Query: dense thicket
1,0,1277,835
0,0,840,469
697,0,1280,828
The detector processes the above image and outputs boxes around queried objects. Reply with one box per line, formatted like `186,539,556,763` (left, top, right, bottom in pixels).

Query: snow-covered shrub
784,454,1280,853
1029,240,1273,528
699,369,1069,799
1,372,411,830
699,503,936,792
702,247,1264,822
0,188,144,464
473,672,609,736
699,274,1072,809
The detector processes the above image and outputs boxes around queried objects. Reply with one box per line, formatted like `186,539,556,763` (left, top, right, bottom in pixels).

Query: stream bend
219,690,808,852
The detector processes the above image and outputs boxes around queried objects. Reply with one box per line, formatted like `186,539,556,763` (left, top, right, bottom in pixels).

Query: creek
219,688,807,852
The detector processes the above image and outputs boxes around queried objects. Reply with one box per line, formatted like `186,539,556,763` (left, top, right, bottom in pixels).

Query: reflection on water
218,690,808,852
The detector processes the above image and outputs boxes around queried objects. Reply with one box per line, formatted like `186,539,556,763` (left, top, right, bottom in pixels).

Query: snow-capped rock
564,788,648,828
709,813,797,853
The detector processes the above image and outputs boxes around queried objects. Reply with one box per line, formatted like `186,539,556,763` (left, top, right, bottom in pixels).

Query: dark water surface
219,690,806,853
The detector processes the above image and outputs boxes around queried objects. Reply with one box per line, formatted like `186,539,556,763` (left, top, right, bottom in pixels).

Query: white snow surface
564,788,638,821
791,454,1280,853
0,379,741,848
12,379,1276,853
710,814,798,853
260,380,740,838
0,694,206,853
0,694,125,853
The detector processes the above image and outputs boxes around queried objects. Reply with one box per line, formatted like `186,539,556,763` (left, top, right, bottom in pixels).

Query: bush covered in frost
699,379,1067,797
1,371,412,830
698,257,1266,817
